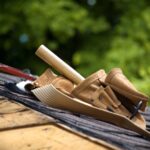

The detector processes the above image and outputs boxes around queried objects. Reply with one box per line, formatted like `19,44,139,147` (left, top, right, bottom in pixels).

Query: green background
0,0,150,96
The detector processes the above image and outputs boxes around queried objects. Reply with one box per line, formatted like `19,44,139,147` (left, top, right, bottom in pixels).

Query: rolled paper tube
35,45,85,84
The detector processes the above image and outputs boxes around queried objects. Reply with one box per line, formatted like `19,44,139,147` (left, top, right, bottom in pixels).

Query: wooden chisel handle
35,45,85,84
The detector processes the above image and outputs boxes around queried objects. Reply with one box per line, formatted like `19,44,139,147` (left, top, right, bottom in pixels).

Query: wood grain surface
0,97,114,150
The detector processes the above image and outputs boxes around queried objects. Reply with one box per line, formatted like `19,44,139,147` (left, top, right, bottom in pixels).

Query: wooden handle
35,45,85,84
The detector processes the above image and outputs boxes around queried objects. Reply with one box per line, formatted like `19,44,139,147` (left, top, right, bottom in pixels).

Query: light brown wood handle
35,45,85,84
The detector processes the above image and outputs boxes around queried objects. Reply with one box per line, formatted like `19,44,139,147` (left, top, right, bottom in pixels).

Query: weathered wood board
0,97,115,150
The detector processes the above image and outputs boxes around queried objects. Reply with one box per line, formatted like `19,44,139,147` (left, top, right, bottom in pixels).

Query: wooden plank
0,125,110,150
0,97,25,114
0,110,55,131
0,98,55,130
0,98,116,150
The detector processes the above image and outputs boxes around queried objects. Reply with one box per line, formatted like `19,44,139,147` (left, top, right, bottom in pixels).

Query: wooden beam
0,125,111,150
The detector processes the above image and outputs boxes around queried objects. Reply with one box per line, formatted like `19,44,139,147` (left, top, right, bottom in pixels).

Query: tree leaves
0,0,149,95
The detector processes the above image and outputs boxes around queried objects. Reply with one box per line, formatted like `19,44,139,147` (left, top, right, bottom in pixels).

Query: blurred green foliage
0,0,150,95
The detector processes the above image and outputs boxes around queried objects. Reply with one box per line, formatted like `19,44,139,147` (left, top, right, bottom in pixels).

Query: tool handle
35,45,85,84
0,64,36,81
